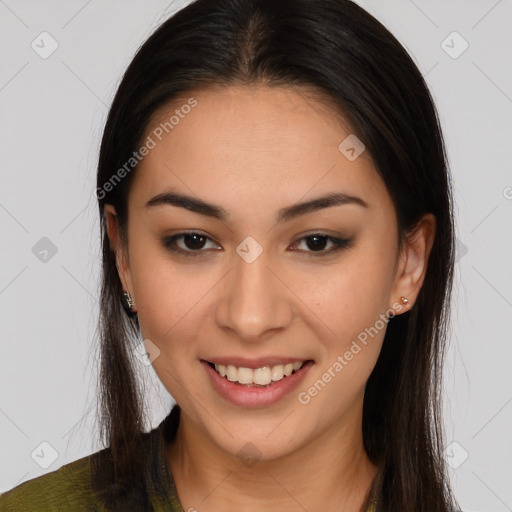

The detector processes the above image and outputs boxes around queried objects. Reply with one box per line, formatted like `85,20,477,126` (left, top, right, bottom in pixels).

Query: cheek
300,253,395,339
297,261,392,413
128,240,209,350
130,255,211,395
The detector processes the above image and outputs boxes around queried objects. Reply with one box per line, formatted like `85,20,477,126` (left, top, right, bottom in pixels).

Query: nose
214,244,294,342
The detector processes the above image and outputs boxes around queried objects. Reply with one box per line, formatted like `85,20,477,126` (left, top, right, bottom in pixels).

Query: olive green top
0,407,184,512
0,406,377,511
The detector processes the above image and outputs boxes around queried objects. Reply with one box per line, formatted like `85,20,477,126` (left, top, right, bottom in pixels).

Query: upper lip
202,357,312,369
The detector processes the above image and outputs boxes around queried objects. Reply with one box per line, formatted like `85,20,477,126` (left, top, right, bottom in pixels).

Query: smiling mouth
205,360,312,387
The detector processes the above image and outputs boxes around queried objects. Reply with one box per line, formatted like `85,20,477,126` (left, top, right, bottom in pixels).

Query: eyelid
162,231,352,257
289,232,352,256
162,231,220,257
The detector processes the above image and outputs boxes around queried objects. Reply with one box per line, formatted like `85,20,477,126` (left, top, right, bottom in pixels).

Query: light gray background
1,1,511,510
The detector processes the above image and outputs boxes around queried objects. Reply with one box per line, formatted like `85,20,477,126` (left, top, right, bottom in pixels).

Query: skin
105,85,435,512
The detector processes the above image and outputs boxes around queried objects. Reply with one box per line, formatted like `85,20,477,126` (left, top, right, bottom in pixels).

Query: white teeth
213,361,305,385
226,365,238,382
283,363,293,376
271,364,284,381
253,367,272,385
237,367,254,385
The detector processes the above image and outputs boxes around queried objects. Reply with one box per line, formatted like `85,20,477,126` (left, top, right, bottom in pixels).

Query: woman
0,0,460,510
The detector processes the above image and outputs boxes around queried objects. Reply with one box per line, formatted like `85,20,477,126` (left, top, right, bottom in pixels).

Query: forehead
131,85,388,215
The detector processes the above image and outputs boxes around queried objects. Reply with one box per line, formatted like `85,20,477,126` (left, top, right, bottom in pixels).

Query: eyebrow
144,190,368,223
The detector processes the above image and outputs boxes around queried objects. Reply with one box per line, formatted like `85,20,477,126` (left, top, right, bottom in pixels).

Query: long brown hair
93,0,460,510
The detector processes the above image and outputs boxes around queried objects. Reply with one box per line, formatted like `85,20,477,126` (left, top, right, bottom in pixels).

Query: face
106,85,431,462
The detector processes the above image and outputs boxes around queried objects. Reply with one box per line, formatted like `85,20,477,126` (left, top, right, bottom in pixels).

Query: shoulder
0,452,105,512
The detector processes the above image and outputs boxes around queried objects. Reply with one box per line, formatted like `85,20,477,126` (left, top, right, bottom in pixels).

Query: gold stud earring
400,296,409,306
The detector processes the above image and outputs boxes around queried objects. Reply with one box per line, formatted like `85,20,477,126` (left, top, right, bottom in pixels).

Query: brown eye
162,231,352,258
291,233,352,256
162,232,220,256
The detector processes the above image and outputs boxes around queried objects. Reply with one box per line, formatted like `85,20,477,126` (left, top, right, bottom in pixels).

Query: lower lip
201,360,314,408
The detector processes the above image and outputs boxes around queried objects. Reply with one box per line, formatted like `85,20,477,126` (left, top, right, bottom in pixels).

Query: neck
166,403,378,512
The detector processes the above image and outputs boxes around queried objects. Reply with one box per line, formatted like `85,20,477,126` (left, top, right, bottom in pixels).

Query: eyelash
162,231,352,258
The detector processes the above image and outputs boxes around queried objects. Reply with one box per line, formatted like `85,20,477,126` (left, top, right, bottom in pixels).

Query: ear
390,213,436,313
104,204,136,308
